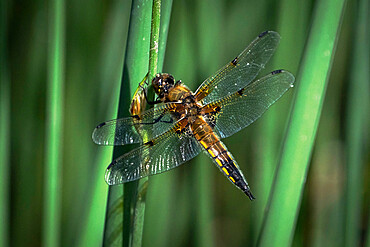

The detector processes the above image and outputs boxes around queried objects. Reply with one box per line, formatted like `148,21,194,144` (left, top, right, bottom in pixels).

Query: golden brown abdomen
191,117,255,200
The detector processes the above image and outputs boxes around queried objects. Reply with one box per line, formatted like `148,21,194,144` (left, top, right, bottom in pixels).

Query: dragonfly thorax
181,95,202,123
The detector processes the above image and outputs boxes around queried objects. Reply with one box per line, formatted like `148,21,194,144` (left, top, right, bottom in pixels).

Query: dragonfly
92,31,295,200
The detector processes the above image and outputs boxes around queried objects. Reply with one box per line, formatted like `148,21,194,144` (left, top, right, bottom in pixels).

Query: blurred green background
1,0,369,246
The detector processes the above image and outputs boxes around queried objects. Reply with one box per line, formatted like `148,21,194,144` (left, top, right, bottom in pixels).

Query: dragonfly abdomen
207,141,255,200
191,118,255,200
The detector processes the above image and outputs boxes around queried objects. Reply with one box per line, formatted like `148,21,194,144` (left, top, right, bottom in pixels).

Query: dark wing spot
144,140,154,147
231,57,238,66
258,30,269,38
214,106,221,112
96,122,106,128
271,69,283,75
107,160,117,170
237,88,245,96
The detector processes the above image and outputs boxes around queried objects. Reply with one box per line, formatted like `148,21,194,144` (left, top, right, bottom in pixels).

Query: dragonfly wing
105,123,202,184
206,70,295,139
92,103,179,145
194,31,280,105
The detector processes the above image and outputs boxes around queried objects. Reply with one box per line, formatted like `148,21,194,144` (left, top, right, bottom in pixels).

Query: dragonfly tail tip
245,190,256,201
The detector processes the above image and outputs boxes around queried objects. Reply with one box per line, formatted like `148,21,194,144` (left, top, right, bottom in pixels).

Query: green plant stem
344,0,369,245
257,0,347,245
103,0,168,246
0,0,10,246
76,2,132,246
103,0,152,245
253,0,308,242
148,0,161,80
131,2,161,246
43,0,65,246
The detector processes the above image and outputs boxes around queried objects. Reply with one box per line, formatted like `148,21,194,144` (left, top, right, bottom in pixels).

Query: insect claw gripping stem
141,84,162,105
139,83,146,91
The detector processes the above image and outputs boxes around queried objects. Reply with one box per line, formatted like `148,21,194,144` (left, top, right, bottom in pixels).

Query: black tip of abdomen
245,190,256,201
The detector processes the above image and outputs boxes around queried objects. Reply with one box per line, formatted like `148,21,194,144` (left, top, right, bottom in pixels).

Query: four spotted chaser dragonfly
92,31,295,200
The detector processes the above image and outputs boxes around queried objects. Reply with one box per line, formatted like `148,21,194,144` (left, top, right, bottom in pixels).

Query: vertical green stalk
131,0,161,246
257,0,346,245
103,0,168,246
103,1,151,245
43,0,65,246
344,0,369,245
253,0,308,242
0,0,10,246
147,0,161,79
76,2,132,246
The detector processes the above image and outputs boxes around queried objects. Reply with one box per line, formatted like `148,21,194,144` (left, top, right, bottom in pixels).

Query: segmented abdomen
191,117,255,200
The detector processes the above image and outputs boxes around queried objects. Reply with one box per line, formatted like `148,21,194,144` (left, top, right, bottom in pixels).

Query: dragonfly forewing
195,31,280,105
92,103,180,145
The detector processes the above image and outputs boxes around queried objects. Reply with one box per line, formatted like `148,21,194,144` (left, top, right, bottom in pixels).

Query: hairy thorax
166,85,203,125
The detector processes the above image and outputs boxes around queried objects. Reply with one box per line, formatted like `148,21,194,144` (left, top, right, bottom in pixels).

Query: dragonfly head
152,73,175,100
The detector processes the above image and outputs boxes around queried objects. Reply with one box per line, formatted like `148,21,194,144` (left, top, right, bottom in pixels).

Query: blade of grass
253,0,309,242
76,1,132,246
257,0,347,245
157,0,173,73
344,0,369,245
11,6,47,245
43,0,65,246
0,0,10,246
60,2,111,244
103,0,152,245
307,3,355,244
103,0,170,246
131,0,162,246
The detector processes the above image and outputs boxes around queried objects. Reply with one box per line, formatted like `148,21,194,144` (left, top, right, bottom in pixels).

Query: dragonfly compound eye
164,75,175,85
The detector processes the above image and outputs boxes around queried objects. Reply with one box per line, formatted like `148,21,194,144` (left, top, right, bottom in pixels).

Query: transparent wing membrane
195,31,280,105
207,70,295,139
92,103,179,145
105,126,202,184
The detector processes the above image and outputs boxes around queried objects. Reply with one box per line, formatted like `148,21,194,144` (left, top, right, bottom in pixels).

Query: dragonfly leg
133,112,174,125
141,85,162,105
